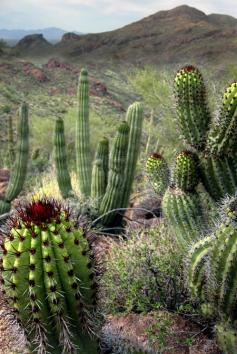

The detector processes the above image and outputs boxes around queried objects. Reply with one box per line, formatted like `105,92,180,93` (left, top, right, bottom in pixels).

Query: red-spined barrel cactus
0,198,98,354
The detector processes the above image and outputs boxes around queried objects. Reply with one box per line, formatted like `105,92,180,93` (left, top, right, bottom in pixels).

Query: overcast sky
0,0,236,32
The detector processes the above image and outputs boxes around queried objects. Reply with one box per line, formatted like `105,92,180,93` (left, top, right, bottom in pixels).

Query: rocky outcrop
14,34,53,56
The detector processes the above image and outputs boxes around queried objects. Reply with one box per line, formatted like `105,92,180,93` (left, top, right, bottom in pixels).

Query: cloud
0,0,236,32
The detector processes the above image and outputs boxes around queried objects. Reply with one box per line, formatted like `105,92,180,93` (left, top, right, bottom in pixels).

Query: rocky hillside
14,34,54,55
13,5,237,65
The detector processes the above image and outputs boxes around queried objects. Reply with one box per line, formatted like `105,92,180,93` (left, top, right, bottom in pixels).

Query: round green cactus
173,150,199,191
0,198,98,354
146,153,169,196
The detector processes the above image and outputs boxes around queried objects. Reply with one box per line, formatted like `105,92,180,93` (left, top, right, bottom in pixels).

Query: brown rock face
23,62,48,82
61,32,81,42
44,58,72,70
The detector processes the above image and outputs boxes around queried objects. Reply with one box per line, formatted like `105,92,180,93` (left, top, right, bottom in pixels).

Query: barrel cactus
0,198,98,353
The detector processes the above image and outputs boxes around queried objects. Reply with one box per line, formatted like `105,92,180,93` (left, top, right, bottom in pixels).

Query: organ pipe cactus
0,103,29,216
173,151,199,191
76,68,92,197
100,122,129,226
54,68,144,228
187,196,237,353
54,117,73,199
0,198,98,354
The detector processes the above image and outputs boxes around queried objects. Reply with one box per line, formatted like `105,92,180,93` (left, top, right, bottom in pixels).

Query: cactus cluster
0,198,98,353
187,196,237,353
54,69,144,228
147,65,237,248
0,103,29,216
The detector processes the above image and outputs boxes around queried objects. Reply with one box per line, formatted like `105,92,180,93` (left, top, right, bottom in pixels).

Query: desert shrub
100,222,189,315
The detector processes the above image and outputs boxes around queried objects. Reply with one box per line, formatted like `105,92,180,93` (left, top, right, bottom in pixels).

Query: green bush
100,222,188,315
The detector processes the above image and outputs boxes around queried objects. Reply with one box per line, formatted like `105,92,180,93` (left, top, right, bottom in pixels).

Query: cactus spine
76,68,92,197
0,199,98,354
0,103,29,216
54,117,73,198
100,122,129,226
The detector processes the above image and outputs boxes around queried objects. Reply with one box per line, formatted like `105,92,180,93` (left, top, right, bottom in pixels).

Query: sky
0,0,236,32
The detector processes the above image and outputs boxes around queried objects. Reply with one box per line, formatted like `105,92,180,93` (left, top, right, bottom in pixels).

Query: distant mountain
54,5,237,65
11,5,237,65
0,27,81,45
14,34,54,56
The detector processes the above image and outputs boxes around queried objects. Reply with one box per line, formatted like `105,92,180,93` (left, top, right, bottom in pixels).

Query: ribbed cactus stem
8,115,15,166
174,65,211,150
91,159,106,201
121,102,144,208
146,153,169,196
173,151,199,191
162,187,205,248
0,199,98,354
76,68,91,197
4,102,29,204
54,117,73,199
100,122,129,227
207,82,237,155
95,137,109,187
216,323,237,354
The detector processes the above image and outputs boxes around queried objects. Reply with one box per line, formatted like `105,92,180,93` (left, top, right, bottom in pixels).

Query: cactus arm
54,117,73,199
207,82,237,155
121,102,144,208
95,137,109,187
100,122,129,227
174,65,211,150
4,103,29,203
76,68,92,197
91,159,106,201
173,151,199,191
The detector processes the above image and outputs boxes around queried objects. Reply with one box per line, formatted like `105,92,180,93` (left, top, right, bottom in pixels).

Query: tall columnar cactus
0,198,98,354
91,159,106,201
8,114,15,167
146,153,169,196
100,122,129,227
95,137,109,188
174,65,237,201
0,103,29,216
76,68,92,197
54,117,73,198
54,68,144,229
121,102,144,208
187,196,237,353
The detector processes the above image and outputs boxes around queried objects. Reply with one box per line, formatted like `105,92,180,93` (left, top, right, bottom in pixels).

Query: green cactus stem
199,154,237,201
121,102,144,208
95,137,109,187
173,151,199,191
207,82,237,156
7,115,15,167
91,159,106,201
162,187,205,248
3,103,29,208
0,198,98,354
146,153,169,196
54,117,73,199
100,122,129,227
174,65,211,150
76,68,92,197
216,323,237,354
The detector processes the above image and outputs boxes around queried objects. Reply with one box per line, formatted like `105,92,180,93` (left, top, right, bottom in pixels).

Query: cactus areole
0,198,98,354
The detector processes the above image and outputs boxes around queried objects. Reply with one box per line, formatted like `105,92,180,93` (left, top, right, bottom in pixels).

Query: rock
90,80,108,96
44,58,72,70
60,32,81,42
14,34,53,56
23,62,48,82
